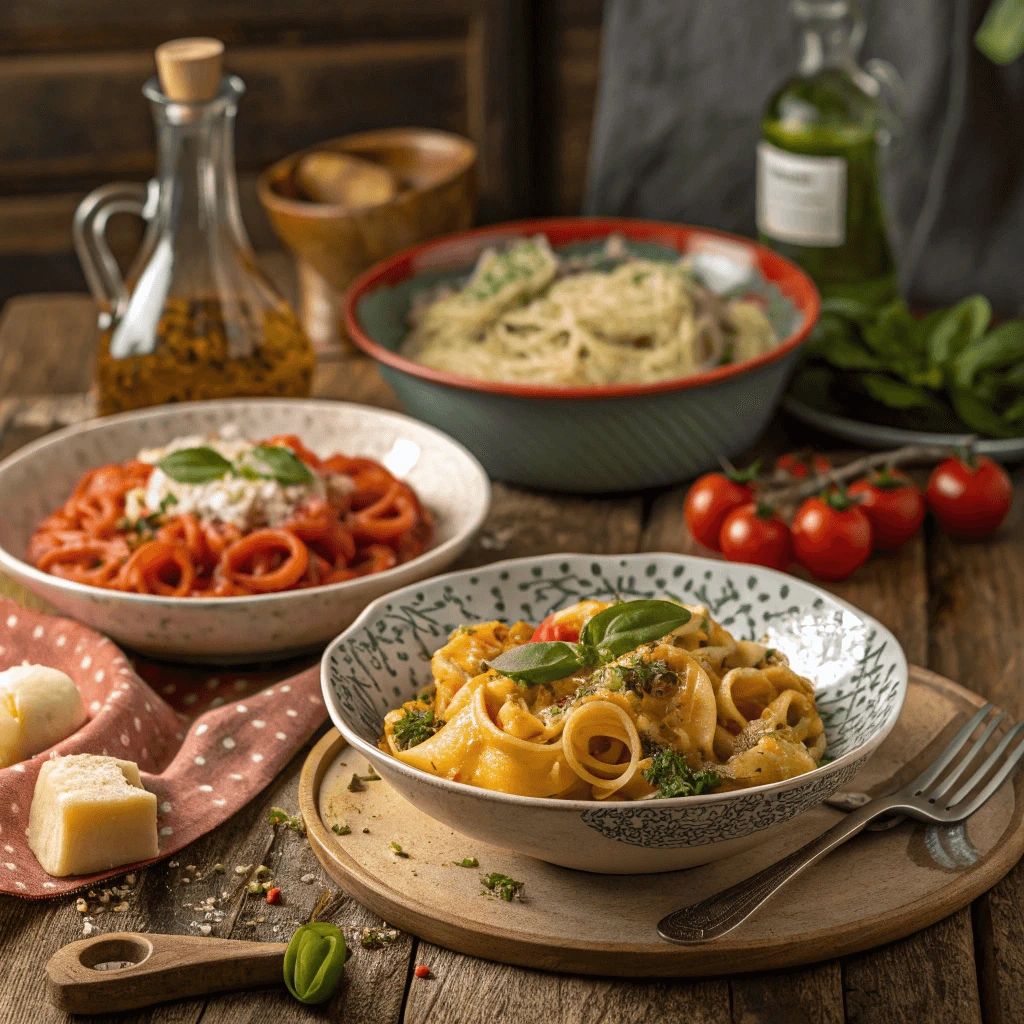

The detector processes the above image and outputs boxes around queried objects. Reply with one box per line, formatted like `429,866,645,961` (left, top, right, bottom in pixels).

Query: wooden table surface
0,293,1022,1024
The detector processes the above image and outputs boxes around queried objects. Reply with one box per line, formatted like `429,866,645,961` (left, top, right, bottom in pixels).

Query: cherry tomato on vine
718,503,792,571
531,611,580,643
926,455,1012,538
792,490,873,581
684,464,759,551
776,451,832,480
848,469,925,550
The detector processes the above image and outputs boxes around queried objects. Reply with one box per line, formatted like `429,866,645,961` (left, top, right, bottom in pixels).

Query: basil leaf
860,374,943,411
580,600,691,661
949,387,1021,439
806,316,882,371
819,297,877,323
952,321,1024,389
247,444,314,485
976,0,1024,64
488,641,587,685
927,295,991,368
158,446,234,484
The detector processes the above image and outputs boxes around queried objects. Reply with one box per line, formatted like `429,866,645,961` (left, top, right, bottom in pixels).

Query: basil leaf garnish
247,444,314,485
580,599,691,662
158,446,234,484
489,600,691,686
488,641,589,685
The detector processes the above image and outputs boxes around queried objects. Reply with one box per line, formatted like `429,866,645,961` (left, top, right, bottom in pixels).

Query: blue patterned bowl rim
321,552,909,811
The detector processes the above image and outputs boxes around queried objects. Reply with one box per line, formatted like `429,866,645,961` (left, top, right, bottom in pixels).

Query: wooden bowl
258,128,477,354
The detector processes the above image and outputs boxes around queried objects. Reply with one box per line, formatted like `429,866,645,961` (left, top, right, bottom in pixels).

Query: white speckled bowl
0,399,490,663
323,553,908,873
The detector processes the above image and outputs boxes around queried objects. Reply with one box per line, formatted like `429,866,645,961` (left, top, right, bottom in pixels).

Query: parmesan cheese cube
27,754,159,877
0,665,87,768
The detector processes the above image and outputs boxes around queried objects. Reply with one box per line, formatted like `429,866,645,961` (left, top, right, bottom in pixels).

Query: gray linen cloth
586,0,1024,314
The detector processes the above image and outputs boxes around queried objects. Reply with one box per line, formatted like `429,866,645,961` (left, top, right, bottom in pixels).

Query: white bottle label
757,142,847,246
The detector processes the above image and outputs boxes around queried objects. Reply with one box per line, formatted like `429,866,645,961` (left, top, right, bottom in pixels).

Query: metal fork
658,703,1024,944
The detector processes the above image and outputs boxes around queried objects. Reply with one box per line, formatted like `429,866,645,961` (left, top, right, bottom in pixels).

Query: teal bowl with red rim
344,218,819,493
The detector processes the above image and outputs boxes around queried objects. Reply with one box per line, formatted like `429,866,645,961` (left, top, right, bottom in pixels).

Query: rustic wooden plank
731,963,843,1024
843,910,982,1024
0,41,468,195
0,0,474,52
925,471,1024,1024
403,948,731,1024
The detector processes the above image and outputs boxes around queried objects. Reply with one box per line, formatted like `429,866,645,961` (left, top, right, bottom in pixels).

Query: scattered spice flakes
234,865,252,876
331,823,351,836
265,887,282,905
481,873,524,902
113,902,129,913
390,842,409,858
75,898,88,913
300,873,316,884
199,924,212,936
414,964,430,979
213,863,225,874
359,926,399,950
362,827,370,834
452,857,478,868
268,807,306,835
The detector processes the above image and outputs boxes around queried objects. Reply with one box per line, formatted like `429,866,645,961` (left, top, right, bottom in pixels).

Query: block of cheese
27,754,159,876
0,665,87,768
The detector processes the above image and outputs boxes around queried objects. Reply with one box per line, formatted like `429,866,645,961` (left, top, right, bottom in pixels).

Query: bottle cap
155,38,225,102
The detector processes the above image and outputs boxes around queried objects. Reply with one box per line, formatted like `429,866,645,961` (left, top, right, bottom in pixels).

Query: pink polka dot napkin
0,599,326,898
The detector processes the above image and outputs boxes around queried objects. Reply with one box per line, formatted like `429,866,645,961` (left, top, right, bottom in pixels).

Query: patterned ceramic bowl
344,217,820,493
0,400,490,663
323,552,908,873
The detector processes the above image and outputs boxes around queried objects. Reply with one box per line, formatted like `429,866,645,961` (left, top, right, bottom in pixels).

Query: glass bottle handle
73,181,158,326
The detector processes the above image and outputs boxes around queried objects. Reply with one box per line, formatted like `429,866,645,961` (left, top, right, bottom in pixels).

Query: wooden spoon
47,931,288,1014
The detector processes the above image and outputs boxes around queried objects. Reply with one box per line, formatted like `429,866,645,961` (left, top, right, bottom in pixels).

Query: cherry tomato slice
531,612,581,643
684,472,755,551
848,469,925,550
926,455,1012,538
792,491,873,581
718,503,792,571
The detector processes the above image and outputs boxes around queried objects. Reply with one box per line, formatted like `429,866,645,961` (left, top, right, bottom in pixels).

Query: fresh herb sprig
158,443,314,486
792,296,1024,439
392,708,443,750
481,872,524,901
643,748,721,799
487,600,690,687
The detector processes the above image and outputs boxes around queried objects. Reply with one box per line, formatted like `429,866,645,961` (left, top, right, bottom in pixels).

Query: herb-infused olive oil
757,0,897,305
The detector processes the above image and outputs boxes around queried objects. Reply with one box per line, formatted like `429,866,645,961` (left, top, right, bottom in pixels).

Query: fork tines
910,703,1024,819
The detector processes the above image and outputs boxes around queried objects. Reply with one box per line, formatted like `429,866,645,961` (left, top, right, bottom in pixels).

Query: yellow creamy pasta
379,599,826,801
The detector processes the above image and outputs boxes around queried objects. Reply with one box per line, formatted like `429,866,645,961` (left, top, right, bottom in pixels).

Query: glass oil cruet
757,0,902,305
74,38,315,416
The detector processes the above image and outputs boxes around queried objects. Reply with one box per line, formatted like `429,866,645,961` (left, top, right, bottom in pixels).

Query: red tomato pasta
28,434,433,597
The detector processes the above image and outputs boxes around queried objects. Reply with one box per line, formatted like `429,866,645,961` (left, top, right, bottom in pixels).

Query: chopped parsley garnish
268,807,306,834
393,708,443,750
347,768,380,792
331,823,351,836
360,927,399,949
607,656,676,696
452,857,478,868
481,872,524,901
390,841,409,858
816,753,834,768
643,748,721,799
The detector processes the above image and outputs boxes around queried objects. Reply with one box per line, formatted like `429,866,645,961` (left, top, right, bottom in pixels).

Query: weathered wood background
0,0,603,307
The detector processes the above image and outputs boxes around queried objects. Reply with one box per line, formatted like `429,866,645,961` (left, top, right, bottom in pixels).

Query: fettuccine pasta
400,235,779,386
380,600,826,801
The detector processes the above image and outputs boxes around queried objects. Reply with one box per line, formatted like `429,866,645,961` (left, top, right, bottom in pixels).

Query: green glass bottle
757,0,898,305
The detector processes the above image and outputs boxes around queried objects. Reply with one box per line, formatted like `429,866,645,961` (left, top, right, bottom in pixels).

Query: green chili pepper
283,922,347,1005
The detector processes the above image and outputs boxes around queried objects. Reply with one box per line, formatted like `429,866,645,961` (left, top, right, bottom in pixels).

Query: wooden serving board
298,667,1024,977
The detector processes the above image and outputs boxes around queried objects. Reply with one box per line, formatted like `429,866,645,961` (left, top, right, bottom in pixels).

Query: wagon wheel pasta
380,600,826,801
29,431,433,598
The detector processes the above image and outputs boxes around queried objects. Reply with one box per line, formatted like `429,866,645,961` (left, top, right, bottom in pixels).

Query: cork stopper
155,38,225,102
